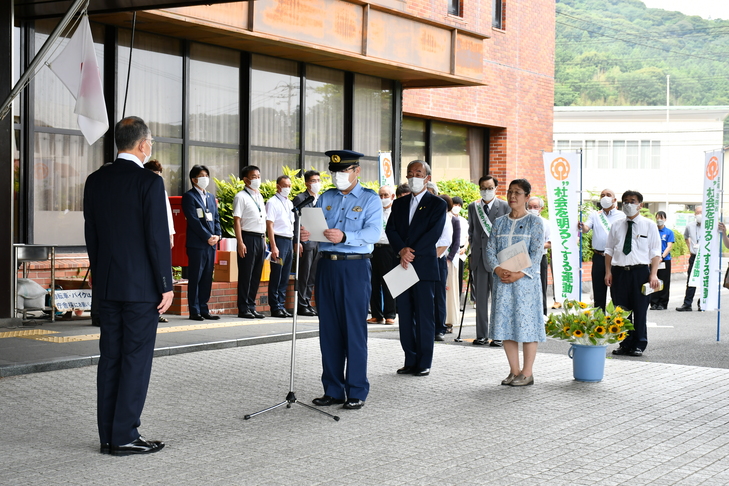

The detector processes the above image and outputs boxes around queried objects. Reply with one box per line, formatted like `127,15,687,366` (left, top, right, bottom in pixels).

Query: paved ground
3,272,729,484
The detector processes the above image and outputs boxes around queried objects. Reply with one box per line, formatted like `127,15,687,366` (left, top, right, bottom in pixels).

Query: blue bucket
568,344,607,382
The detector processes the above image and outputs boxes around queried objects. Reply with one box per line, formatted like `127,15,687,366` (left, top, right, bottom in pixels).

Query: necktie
622,220,633,255
484,202,490,216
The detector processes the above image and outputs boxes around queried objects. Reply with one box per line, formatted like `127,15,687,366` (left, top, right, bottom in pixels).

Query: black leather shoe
489,340,503,347
629,349,643,357
110,436,165,456
414,368,430,376
251,310,265,319
201,313,220,320
312,395,346,406
298,307,316,316
238,310,255,319
283,309,293,317
676,305,692,312
189,314,204,321
397,366,415,374
612,347,629,355
308,307,318,316
271,309,289,318
342,399,364,410
100,443,110,454
473,338,487,345
435,333,445,342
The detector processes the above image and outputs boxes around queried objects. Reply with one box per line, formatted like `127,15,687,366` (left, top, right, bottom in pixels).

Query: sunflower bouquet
545,300,634,346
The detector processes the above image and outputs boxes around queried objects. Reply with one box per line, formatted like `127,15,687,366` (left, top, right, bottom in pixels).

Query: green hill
556,0,729,107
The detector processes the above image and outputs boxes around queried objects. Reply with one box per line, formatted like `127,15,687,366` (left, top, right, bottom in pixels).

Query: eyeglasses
507,190,526,197
145,138,155,147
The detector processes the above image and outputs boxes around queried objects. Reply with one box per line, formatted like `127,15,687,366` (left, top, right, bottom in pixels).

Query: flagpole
578,149,583,299
0,0,89,120
718,150,726,342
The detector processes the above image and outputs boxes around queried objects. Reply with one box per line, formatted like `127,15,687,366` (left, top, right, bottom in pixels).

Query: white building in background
553,106,729,228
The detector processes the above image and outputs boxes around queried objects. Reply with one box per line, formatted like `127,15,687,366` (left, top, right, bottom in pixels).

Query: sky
642,0,729,21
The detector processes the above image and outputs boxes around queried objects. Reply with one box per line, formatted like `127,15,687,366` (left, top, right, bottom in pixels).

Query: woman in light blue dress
485,179,545,386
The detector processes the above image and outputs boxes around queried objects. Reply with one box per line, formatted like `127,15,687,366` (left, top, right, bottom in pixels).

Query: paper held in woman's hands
497,240,531,272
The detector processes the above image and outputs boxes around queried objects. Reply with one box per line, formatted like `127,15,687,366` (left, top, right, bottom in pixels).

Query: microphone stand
244,200,339,422
453,260,472,343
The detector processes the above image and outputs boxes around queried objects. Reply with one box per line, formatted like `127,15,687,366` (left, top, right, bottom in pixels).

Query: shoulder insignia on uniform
353,206,363,212
326,205,332,211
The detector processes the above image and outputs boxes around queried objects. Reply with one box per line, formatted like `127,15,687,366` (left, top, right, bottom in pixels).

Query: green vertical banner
543,152,581,302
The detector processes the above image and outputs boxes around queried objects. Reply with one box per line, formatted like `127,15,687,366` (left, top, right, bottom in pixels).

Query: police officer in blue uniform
303,150,382,410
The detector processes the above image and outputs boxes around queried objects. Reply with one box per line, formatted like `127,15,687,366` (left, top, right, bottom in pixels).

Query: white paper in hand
497,240,531,272
383,264,419,299
300,207,329,242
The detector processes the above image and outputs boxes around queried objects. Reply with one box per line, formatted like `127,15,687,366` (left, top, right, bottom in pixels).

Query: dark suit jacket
386,191,447,282
468,198,510,272
84,158,173,302
182,188,221,250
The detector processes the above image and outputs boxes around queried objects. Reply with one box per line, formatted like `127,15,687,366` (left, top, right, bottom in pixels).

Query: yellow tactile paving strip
1,319,306,343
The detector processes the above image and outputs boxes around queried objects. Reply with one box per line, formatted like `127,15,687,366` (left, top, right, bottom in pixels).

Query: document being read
383,264,419,299
300,207,329,242
497,240,531,272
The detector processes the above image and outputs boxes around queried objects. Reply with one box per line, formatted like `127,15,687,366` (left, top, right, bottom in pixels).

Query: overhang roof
14,0,239,19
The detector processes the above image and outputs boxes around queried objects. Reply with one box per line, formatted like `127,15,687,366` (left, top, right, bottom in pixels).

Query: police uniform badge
353,206,363,212
326,205,332,211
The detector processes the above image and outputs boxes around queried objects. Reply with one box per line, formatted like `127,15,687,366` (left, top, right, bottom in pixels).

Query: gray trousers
297,244,319,309
472,252,494,340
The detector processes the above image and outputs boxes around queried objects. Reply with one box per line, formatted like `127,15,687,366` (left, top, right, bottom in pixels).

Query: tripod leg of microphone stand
454,272,471,342
292,400,340,421
244,400,290,420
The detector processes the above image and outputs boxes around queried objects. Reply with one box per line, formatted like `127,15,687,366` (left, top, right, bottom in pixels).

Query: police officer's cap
326,150,364,172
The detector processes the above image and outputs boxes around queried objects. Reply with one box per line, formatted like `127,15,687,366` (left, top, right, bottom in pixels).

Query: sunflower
583,310,591,316
573,329,584,338
594,326,606,334
578,302,588,309
615,306,623,313
617,332,626,340
563,326,571,334
614,317,624,326
608,325,620,334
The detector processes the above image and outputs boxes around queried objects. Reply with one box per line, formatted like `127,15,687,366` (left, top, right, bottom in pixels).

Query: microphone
292,194,315,212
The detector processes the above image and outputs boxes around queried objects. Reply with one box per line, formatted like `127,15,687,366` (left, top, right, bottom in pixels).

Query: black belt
374,243,390,248
615,264,647,271
275,235,293,241
242,231,265,238
321,252,373,260
592,249,604,256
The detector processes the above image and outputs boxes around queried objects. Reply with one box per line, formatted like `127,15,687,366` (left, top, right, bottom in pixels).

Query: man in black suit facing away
182,165,222,321
84,116,173,456
386,160,447,376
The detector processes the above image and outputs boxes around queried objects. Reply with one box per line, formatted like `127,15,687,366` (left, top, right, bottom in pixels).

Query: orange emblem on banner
707,157,719,181
382,157,393,179
550,157,570,181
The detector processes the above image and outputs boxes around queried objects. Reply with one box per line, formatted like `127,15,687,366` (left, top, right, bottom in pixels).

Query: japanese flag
49,16,108,145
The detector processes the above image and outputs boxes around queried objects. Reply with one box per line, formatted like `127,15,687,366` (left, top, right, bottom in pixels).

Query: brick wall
402,0,555,196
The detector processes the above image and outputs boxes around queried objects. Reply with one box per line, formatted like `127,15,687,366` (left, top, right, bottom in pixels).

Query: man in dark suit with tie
468,175,510,346
386,160,447,376
292,170,321,316
182,165,222,321
84,116,173,455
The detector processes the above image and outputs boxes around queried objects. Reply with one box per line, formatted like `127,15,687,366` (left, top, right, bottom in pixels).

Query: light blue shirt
316,182,382,254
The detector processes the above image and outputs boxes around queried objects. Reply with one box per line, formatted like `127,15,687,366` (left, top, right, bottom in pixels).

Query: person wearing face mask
182,165,222,321
265,175,295,318
467,175,510,346
386,160,447,376
677,206,703,312
292,170,322,317
527,196,551,316
368,185,397,325
233,166,267,319
301,150,381,411
604,190,662,357
650,211,674,311
578,188,626,312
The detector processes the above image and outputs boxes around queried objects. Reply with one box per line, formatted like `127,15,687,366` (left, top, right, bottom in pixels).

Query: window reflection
353,74,393,157
306,65,344,153
251,55,300,150
431,122,470,181
189,146,239,196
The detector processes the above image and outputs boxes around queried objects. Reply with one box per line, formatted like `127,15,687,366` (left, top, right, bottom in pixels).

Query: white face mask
481,189,495,202
280,187,291,198
334,171,352,191
249,178,261,190
656,219,665,226
381,197,392,208
622,203,639,218
600,196,614,209
310,182,322,194
527,208,540,216
408,177,426,194
695,215,703,225
451,206,461,215
196,176,209,190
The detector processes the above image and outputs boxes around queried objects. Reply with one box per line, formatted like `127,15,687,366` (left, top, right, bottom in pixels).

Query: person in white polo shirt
266,175,295,318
